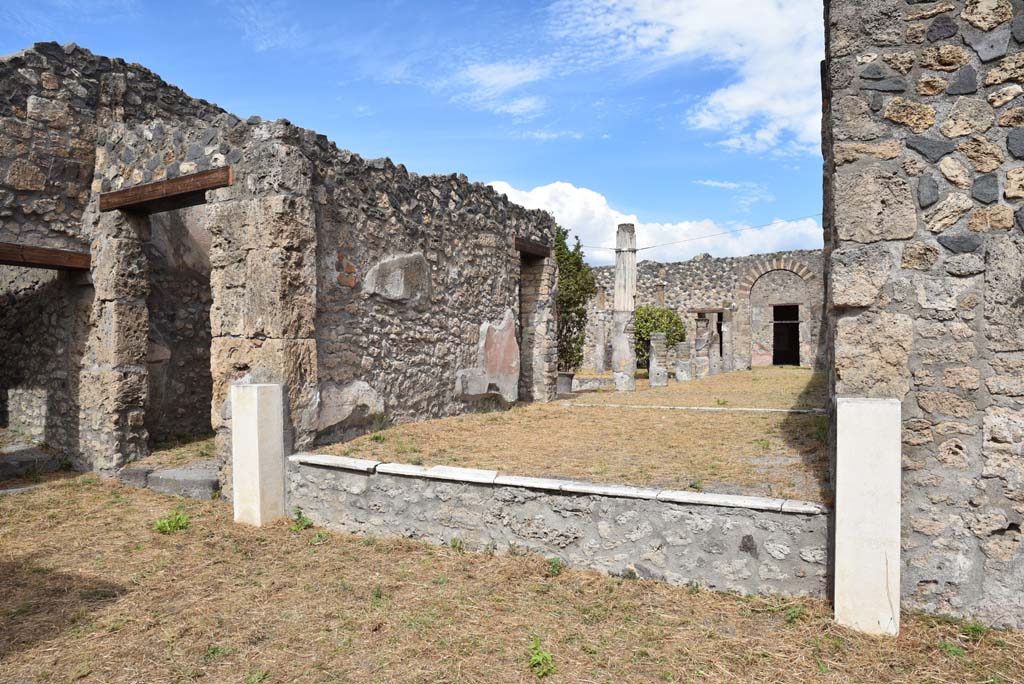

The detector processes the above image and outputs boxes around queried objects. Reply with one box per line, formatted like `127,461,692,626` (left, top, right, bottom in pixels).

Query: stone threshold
569,402,827,415
288,453,829,516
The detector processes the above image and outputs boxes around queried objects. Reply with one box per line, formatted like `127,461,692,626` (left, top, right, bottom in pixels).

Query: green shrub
554,226,596,371
634,306,685,368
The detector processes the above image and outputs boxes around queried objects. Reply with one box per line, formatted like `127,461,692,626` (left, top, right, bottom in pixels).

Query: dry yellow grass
141,434,217,470
578,367,827,410
1,479,1021,684
319,369,829,502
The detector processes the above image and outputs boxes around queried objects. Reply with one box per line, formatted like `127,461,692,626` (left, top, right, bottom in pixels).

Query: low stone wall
287,454,830,596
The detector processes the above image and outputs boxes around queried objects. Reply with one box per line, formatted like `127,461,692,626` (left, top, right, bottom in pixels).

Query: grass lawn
318,368,829,503
0,478,1020,683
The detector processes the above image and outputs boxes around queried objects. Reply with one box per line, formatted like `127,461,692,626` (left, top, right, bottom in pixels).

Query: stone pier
611,223,636,392
649,332,669,387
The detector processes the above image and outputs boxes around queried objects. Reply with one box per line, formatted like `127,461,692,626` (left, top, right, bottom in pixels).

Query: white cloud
692,179,775,211
547,0,824,154
231,1,307,52
452,61,549,116
517,129,584,141
490,180,820,266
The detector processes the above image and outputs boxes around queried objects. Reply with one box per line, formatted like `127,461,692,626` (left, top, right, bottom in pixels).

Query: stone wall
288,455,830,597
825,0,1024,627
310,154,559,445
0,42,559,472
584,250,826,372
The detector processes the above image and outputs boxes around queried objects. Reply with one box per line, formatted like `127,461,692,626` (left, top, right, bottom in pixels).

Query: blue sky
1,0,825,265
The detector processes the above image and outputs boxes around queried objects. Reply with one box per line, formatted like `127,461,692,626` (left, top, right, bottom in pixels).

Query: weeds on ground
546,557,566,577
153,509,190,534
290,507,313,533
939,640,967,658
245,670,269,683
715,398,728,407
528,637,556,678
370,413,391,433
785,605,807,624
449,537,466,553
310,531,330,546
201,645,233,664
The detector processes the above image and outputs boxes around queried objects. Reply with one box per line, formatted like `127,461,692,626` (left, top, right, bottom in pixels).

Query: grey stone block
946,66,977,95
859,62,887,80
1007,129,1024,159
918,174,939,208
147,460,221,500
945,253,986,277
117,465,152,488
861,78,906,92
962,24,1010,62
907,136,956,162
927,15,958,42
973,173,999,205
938,232,983,253
1013,14,1024,43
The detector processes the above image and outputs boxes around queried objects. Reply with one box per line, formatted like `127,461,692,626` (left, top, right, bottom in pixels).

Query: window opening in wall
772,304,799,366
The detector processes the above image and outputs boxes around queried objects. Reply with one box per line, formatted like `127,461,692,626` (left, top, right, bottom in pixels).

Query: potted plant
554,226,596,394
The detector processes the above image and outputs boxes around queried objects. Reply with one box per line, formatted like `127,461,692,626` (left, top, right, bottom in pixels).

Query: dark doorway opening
772,304,800,366
716,313,724,358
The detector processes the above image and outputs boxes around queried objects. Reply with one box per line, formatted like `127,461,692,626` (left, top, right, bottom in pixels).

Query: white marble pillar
611,223,637,391
231,383,287,527
834,397,901,636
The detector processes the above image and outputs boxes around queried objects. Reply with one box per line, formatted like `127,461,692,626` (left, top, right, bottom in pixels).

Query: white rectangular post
231,383,286,526
834,397,902,636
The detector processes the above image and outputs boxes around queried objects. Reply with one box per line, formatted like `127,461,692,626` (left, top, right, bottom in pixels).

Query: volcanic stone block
918,174,939,208
1007,129,1024,158
946,66,978,95
973,173,1000,204
906,135,956,162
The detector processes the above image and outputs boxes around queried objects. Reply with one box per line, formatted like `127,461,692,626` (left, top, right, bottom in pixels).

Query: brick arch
737,256,815,295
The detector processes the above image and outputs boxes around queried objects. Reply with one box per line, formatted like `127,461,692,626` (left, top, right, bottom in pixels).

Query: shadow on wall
0,556,125,661
779,371,832,506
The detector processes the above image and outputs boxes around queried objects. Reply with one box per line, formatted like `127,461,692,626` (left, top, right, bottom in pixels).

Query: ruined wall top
590,248,824,312
0,42,557,252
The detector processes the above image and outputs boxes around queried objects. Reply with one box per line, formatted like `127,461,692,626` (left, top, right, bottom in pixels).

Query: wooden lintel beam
514,236,551,258
99,166,234,214
0,242,91,271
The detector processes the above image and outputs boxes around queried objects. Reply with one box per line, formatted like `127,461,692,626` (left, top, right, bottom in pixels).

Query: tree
634,306,686,368
554,226,596,372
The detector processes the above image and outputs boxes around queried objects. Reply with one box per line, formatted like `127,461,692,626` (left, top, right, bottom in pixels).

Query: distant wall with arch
583,249,826,372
